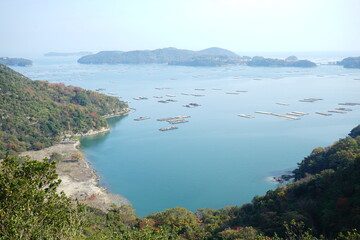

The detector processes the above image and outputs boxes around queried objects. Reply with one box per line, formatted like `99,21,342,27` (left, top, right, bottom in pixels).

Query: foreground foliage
0,156,83,239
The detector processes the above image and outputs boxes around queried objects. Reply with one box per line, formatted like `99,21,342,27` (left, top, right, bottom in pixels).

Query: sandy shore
20,112,131,212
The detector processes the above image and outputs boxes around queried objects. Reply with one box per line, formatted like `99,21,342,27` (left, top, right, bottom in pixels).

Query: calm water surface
13,56,360,216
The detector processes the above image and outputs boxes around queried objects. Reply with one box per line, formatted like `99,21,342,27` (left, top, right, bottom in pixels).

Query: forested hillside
0,64,127,158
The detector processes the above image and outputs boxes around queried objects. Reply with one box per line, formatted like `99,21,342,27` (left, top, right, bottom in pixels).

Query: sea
11,54,360,217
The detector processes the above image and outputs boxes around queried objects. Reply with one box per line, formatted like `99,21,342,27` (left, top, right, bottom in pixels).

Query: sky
1,0,360,56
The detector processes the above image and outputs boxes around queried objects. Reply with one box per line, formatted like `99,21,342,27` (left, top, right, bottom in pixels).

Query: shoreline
21,108,131,212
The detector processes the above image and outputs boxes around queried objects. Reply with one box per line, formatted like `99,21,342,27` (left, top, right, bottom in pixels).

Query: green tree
0,155,83,239
49,151,64,162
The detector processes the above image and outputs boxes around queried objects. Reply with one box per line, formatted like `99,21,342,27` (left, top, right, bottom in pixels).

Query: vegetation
247,57,316,68
0,64,127,158
77,47,240,65
349,124,360,138
0,155,83,239
0,57,32,67
169,55,243,67
337,57,360,68
1,126,360,239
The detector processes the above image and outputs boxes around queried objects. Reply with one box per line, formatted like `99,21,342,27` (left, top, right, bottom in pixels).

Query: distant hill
337,57,360,68
0,57,32,67
169,55,243,67
247,56,316,68
78,47,240,65
198,47,239,57
44,52,92,57
0,64,127,158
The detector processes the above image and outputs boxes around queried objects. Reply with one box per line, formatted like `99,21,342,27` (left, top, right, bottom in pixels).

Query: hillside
0,64,128,158
60,125,360,238
247,56,316,68
77,47,240,65
195,125,360,238
0,57,32,66
337,57,360,68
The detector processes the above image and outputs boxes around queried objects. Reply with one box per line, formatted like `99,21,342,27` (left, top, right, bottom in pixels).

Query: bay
12,55,360,216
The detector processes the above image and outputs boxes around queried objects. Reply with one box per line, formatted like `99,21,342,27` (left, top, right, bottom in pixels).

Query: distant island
0,57,32,66
78,48,316,68
247,56,316,68
78,47,246,66
45,51,92,57
337,57,360,68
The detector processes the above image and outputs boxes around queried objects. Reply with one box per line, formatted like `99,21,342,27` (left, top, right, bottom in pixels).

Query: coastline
20,108,131,212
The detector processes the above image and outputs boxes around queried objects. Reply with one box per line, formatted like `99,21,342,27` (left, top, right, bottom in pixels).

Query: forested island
45,51,92,57
78,48,316,68
337,57,360,68
0,64,128,158
77,47,241,65
0,57,32,66
247,56,316,68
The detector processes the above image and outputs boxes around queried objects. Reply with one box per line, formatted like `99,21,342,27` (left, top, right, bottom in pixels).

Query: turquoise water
12,56,360,216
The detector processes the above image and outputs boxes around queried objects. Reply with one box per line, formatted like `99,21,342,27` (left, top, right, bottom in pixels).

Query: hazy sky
1,0,360,56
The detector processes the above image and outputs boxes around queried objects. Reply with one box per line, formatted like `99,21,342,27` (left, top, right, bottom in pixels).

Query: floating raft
238,114,255,118
335,108,352,111
299,98,323,102
157,116,191,124
328,110,346,114
316,112,332,116
255,111,272,115
270,113,300,120
183,103,201,108
159,126,178,131
338,102,360,106
134,116,150,121
286,111,309,116
133,97,148,100
276,102,290,106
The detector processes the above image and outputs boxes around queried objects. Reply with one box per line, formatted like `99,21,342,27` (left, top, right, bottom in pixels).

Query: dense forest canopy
0,64,127,158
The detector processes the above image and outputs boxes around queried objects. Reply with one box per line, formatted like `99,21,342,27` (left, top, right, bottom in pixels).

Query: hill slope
0,64,128,158
77,47,240,65
0,57,32,66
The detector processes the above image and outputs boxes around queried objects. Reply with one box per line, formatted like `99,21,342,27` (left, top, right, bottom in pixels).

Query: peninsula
0,57,32,66
0,63,130,211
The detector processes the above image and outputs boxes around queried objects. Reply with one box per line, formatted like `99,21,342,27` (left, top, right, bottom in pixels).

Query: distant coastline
45,51,92,57
77,47,317,68
0,57,32,66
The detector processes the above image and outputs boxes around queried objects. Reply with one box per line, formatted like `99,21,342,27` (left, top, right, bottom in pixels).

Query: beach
20,122,130,212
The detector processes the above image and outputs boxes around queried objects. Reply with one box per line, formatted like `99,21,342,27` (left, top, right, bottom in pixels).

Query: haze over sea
12,55,360,216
